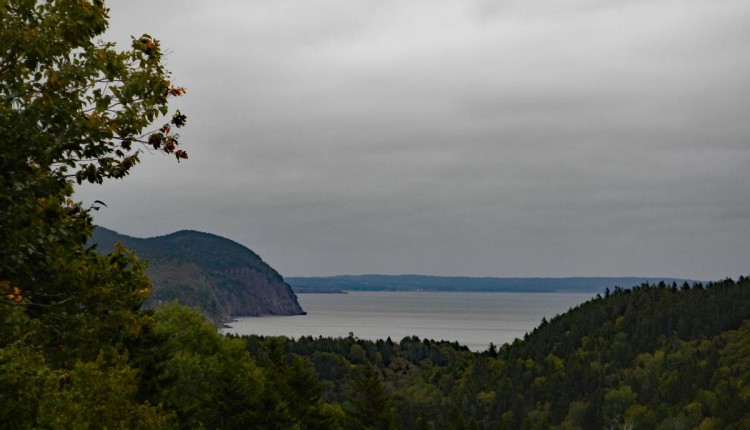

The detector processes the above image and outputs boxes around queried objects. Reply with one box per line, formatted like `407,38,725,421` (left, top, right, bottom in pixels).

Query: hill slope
267,276,750,429
90,227,305,323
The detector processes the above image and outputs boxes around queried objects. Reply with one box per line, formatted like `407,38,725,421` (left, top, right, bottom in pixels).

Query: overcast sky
78,0,750,280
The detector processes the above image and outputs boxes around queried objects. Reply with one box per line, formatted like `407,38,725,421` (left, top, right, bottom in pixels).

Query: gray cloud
78,0,750,280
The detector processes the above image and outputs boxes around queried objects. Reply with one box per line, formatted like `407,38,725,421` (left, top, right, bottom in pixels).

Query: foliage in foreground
1,0,186,427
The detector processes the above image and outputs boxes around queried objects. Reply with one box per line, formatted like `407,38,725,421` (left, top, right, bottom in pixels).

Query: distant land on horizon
286,274,701,293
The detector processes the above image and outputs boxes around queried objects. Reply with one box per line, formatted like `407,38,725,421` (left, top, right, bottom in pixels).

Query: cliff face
90,227,305,323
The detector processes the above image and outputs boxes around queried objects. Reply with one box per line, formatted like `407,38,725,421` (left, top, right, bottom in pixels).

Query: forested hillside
236,277,750,429
90,226,305,323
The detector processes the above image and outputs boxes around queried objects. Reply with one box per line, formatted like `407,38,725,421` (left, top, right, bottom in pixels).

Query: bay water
222,291,594,351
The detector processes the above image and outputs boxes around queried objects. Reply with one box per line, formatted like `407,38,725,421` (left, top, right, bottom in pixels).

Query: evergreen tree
348,363,394,430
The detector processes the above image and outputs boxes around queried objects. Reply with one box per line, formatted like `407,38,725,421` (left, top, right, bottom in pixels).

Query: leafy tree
36,350,174,429
1,0,187,426
0,306,48,429
602,385,636,427
147,303,264,429
1,0,187,306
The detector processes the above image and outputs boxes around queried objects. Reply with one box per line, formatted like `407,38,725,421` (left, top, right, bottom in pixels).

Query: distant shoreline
295,288,348,294
287,274,700,294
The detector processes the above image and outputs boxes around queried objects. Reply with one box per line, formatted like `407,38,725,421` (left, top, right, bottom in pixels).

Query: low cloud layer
78,0,750,279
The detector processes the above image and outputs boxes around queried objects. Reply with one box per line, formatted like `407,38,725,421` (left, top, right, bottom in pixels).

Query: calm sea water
222,291,594,351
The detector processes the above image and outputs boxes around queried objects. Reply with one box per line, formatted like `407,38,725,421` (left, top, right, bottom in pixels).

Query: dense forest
235,278,750,429
7,268,750,429
2,2,750,429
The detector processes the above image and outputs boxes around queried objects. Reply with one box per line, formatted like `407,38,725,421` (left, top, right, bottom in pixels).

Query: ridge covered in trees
236,277,750,429
89,226,305,323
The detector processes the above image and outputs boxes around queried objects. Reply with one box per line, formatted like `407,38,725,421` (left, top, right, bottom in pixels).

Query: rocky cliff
90,227,305,323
